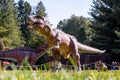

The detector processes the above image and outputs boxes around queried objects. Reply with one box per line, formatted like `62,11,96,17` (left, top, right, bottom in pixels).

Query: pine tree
36,1,47,17
0,0,24,50
89,0,120,54
17,0,31,45
0,26,8,51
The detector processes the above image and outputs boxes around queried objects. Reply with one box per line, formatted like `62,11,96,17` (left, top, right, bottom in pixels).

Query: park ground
0,70,120,80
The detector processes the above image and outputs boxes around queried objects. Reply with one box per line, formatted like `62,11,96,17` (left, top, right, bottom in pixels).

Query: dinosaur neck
39,26,55,40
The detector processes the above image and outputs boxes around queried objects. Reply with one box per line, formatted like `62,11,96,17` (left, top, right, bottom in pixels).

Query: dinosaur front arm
54,31,61,49
54,41,60,49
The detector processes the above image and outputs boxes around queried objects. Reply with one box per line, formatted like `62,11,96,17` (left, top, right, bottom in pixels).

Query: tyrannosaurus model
27,15,105,71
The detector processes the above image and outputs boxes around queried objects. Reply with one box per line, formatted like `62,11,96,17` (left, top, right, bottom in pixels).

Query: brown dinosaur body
0,44,48,66
27,15,105,71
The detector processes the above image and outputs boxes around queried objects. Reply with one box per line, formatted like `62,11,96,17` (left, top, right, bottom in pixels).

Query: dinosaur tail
77,42,105,54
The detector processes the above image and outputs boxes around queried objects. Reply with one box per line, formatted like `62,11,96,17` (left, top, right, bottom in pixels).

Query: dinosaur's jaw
27,15,45,30
27,25,34,29
27,23,45,31
26,15,38,23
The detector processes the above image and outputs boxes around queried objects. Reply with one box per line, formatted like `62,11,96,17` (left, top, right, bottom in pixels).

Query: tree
57,15,92,44
36,1,47,17
0,26,8,51
17,0,31,45
0,0,24,50
89,0,120,54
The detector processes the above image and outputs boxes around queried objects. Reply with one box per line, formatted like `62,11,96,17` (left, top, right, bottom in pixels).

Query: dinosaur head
27,14,54,36
27,15,49,30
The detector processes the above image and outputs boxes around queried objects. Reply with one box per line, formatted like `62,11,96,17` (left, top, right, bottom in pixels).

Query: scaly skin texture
27,15,105,71
0,44,48,66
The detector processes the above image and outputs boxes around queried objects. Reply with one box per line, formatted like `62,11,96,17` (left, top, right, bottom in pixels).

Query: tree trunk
0,39,6,51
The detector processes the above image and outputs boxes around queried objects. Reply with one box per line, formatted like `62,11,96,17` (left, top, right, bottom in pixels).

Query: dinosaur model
0,43,49,66
27,15,105,71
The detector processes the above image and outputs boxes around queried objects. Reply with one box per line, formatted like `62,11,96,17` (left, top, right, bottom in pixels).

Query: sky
15,0,93,28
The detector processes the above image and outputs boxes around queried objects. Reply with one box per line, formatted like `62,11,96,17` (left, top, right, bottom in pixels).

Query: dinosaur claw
54,46,60,49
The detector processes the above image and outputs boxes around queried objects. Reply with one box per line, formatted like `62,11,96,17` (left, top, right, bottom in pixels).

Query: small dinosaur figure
27,15,105,71
0,43,48,66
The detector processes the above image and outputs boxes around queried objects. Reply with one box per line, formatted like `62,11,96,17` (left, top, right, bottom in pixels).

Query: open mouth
26,15,45,29
26,19,34,25
26,20,34,29
27,20,42,29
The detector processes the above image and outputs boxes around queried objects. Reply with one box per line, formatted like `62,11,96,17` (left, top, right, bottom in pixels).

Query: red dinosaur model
27,15,105,71
0,43,49,66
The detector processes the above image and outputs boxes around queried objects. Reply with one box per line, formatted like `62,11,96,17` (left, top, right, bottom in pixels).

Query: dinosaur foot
51,62,62,72
74,66,81,71
78,68,81,71
51,66,61,72
54,45,60,49
54,67,61,72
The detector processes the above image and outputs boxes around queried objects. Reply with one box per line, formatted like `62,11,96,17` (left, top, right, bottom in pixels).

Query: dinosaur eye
28,22,33,25
34,15,43,19
33,22,40,25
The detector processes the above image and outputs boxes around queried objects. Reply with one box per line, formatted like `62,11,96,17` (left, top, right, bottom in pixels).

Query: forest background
0,0,120,57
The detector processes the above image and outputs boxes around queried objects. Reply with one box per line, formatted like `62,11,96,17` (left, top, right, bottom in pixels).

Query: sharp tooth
30,22,32,25
28,22,33,25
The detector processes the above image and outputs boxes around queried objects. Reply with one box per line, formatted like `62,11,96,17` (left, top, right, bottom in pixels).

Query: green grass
0,70,120,80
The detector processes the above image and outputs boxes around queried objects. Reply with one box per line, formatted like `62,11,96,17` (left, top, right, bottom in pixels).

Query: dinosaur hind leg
52,48,62,71
71,53,81,71
70,38,81,71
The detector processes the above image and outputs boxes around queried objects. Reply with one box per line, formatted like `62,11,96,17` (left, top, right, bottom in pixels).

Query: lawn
0,70,119,80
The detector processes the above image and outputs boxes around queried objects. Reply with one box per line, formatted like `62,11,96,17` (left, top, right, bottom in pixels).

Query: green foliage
36,1,47,17
57,15,92,44
26,31,46,48
89,0,120,53
0,0,24,50
17,0,31,45
0,70,120,80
